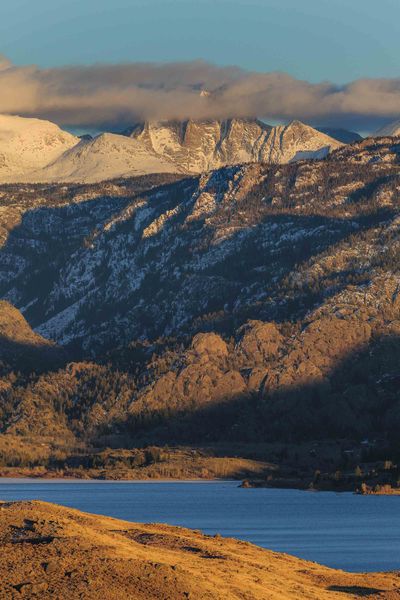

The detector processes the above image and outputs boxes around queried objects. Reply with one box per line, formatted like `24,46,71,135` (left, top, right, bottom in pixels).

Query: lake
0,479,399,572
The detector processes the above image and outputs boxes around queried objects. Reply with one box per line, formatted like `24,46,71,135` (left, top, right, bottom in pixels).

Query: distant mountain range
3,113,400,185
0,115,344,183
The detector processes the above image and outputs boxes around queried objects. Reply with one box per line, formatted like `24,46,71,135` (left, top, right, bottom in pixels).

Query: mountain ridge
125,118,342,172
0,115,341,183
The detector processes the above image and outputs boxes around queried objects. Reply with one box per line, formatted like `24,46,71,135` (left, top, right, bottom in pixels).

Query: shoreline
2,475,399,495
2,446,399,495
241,478,400,496
0,476,234,483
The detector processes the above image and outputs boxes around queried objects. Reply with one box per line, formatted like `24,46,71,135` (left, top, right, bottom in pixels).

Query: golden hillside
0,501,399,599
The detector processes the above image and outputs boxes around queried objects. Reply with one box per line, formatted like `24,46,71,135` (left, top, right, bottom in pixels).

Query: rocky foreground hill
0,134,400,477
0,501,399,599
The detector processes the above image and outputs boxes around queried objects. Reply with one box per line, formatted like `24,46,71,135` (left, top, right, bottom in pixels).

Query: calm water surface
0,479,399,572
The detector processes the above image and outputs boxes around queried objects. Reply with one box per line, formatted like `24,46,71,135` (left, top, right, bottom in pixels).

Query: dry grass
0,501,399,599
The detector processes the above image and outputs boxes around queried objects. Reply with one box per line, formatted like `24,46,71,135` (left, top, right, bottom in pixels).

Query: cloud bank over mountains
0,55,399,131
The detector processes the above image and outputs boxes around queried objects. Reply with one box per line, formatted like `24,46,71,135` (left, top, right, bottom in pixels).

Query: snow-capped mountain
0,114,78,180
374,119,400,137
126,118,342,172
0,115,341,183
37,133,182,183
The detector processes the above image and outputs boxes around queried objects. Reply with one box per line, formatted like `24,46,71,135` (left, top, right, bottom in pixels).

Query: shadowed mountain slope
317,127,363,144
0,135,398,353
0,136,400,456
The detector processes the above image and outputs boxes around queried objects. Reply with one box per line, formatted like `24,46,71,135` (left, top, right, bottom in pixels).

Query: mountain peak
121,117,339,173
286,119,308,129
0,114,78,181
0,114,342,183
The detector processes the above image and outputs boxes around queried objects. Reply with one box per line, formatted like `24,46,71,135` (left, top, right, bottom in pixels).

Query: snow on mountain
1,134,398,353
258,120,342,163
35,133,182,183
0,115,342,184
0,114,78,180
375,119,400,137
127,118,342,171
126,118,273,172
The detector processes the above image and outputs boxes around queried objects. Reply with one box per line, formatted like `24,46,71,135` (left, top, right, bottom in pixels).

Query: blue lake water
0,479,399,572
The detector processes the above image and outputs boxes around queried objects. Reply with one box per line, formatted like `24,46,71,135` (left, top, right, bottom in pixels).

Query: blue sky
1,0,399,84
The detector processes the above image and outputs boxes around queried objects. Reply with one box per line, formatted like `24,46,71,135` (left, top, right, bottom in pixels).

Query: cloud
0,57,398,130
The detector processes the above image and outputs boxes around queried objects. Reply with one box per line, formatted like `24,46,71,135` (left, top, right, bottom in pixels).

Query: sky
0,0,399,132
